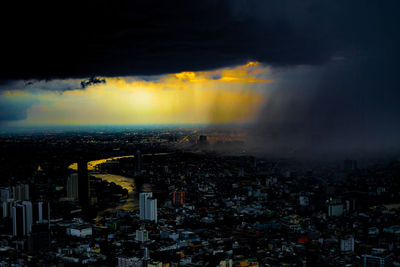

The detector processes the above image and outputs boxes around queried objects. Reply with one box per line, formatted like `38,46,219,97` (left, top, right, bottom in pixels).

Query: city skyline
1,2,400,264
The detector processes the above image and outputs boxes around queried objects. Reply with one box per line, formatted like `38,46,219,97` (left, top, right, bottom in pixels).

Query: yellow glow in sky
6,62,271,125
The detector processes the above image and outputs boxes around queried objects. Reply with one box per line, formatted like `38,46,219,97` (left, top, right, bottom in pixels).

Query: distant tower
199,135,207,142
198,135,208,147
78,161,90,206
67,173,79,200
134,150,143,176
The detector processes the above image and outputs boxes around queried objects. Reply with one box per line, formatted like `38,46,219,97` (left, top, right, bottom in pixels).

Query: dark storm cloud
243,0,400,157
80,77,106,89
1,0,393,80
248,53,400,157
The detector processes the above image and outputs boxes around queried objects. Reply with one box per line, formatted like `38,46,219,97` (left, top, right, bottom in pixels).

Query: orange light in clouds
13,62,270,125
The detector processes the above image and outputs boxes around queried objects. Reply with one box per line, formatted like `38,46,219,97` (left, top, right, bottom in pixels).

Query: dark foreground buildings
78,161,90,206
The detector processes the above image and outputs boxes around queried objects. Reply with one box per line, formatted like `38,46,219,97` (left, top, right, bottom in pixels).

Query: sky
1,0,399,155
1,62,268,125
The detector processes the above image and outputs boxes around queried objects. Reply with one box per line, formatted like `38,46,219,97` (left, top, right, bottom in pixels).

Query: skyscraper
139,192,157,222
22,201,33,234
13,204,25,237
173,190,185,206
134,150,143,176
78,161,90,206
0,187,11,202
2,199,13,218
67,173,79,200
140,192,152,219
33,201,50,224
13,201,33,237
12,184,29,201
146,198,157,222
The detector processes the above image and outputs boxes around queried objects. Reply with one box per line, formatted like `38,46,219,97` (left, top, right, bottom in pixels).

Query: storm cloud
248,55,400,157
1,0,396,80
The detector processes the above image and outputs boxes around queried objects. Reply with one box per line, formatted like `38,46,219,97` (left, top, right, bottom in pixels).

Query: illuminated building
173,190,185,206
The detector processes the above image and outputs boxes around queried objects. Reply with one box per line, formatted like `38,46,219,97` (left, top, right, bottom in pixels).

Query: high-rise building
13,201,33,237
22,201,33,234
13,204,26,237
139,192,151,219
173,190,185,206
67,173,79,200
136,229,149,242
78,161,90,206
134,150,143,176
146,198,157,222
32,201,50,224
2,199,14,218
140,192,152,219
1,188,13,219
0,187,11,202
12,184,29,201
139,192,157,222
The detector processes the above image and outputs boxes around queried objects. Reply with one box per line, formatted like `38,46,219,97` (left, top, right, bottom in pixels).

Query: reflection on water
68,155,134,171
68,153,169,214
94,173,135,193
68,153,171,171
94,173,153,214
95,173,138,212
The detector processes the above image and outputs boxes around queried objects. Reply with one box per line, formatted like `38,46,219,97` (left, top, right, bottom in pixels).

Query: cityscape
1,127,400,266
1,1,400,266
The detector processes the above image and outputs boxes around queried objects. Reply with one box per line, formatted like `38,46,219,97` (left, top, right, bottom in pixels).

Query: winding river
68,153,170,214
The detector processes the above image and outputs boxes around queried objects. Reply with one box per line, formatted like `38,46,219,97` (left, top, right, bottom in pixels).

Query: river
68,153,171,214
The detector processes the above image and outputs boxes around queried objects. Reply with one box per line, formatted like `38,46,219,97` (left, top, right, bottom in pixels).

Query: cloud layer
2,0,396,80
